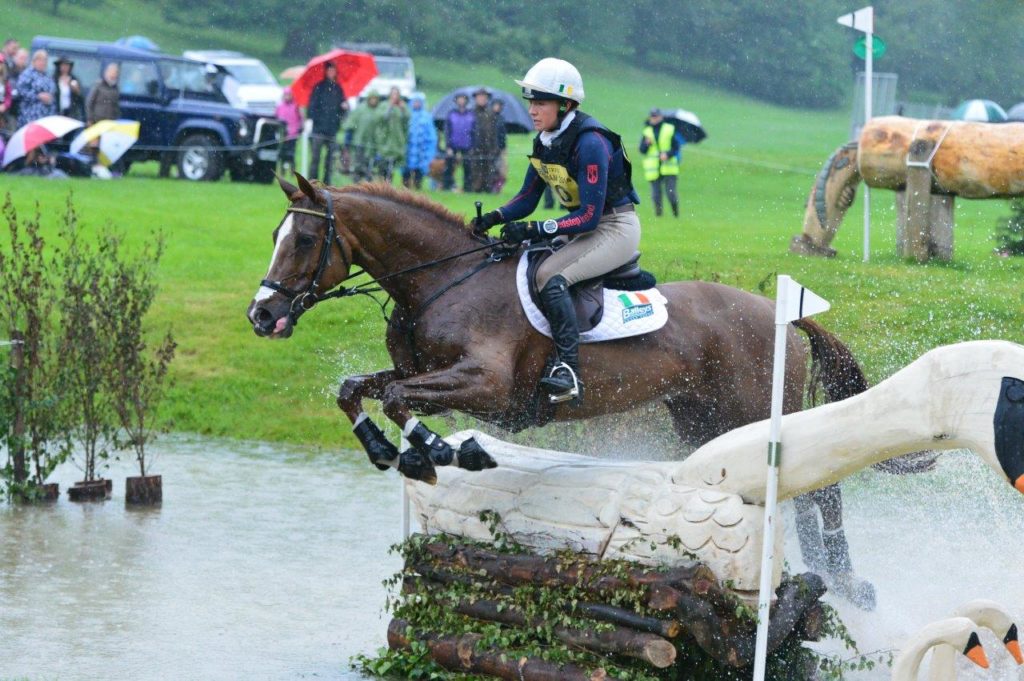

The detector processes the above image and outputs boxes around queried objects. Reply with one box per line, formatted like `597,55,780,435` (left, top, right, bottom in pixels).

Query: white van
183,50,283,115
334,43,416,104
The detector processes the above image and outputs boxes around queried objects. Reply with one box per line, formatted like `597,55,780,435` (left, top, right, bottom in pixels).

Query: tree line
51,0,1024,110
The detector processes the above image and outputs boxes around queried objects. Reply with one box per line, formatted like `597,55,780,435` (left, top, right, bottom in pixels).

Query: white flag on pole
775,275,830,324
836,6,873,33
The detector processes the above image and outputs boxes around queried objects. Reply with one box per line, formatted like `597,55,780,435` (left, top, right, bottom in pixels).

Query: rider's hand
470,210,502,236
501,221,540,243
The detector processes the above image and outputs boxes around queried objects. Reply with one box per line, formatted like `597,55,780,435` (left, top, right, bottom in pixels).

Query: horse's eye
296,234,316,249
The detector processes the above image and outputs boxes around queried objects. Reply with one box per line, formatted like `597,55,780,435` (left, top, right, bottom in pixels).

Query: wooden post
929,195,954,261
904,138,936,263
9,330,27,484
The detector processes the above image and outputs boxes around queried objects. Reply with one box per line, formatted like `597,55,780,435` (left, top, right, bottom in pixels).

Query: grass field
2,5,1022,451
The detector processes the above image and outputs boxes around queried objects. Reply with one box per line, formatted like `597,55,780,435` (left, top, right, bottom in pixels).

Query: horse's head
246,174,352,339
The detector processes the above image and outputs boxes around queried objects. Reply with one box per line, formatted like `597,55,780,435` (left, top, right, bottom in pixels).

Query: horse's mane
331,181,471,233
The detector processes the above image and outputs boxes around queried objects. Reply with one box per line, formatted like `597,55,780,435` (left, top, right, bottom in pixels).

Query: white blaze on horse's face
253,213,294,303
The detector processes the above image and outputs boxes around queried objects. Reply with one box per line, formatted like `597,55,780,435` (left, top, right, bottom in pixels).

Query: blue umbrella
952,99,1007,122
432,86,532,134
115,35,160,52
1007,103,1024,122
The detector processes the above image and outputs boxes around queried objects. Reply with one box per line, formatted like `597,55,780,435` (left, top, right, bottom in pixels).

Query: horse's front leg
381,362,504,483
337,369,402,471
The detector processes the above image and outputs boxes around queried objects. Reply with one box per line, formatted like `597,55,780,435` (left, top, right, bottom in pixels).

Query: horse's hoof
352,418,399,471
398,449,437,485
457,438,498,471
825,572,877,611
406,421,456,466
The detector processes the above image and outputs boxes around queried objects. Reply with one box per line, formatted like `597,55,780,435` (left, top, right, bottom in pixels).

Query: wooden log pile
386,537,827,680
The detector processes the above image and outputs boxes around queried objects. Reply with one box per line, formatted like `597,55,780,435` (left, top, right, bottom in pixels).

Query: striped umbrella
70,119,141,166
2,115,84,167
952,99,1008,122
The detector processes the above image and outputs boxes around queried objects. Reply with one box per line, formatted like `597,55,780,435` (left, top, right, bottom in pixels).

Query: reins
261,189,512,331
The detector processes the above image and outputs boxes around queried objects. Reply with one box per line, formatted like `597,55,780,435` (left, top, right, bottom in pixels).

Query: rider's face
528,100,561,132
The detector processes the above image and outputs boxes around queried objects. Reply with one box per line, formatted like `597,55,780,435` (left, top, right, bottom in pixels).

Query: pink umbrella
2,115,84,167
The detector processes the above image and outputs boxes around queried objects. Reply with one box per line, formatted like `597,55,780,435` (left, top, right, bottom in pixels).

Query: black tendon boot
538,275,582,404
352,417,399,471
405,419,456,466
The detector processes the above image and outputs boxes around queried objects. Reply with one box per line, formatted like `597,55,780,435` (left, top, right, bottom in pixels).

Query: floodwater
1,438,1022,680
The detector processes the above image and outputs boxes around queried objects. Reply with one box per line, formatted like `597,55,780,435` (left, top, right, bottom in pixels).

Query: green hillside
2,2,1022,452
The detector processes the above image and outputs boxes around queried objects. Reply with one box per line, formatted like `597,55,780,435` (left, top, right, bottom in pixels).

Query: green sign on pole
853,35,886,60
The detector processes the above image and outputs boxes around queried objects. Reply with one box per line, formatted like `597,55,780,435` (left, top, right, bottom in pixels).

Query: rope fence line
687,146,819,176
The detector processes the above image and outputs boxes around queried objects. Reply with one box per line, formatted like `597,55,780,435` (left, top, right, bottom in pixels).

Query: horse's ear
277,174,299,200
293,172,322,204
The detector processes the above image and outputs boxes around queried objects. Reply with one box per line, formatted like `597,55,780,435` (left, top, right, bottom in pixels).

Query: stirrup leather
542,362,580,404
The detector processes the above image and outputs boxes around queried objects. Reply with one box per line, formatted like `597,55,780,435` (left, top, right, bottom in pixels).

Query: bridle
259,189,357,328
259,189,506,331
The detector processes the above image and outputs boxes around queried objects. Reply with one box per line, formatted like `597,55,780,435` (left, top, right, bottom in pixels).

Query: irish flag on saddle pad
618,292,655,323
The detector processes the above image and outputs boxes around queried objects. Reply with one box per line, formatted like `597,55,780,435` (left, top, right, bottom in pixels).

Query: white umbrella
69,119,141,166
2,115,83,167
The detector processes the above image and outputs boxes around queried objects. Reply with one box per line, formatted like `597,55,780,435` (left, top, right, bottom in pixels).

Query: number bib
529,158,580,209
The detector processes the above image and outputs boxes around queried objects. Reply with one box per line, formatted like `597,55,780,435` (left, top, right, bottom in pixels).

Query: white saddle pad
516,251,669,343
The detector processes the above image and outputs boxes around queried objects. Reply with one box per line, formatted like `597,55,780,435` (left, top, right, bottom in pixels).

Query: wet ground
1,438,1022,680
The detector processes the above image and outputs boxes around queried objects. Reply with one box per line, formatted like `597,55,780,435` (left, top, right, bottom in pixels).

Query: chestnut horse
247,175,881,604
247,176,868,482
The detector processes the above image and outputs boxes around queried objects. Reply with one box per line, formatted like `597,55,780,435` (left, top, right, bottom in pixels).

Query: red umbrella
289,50,378,107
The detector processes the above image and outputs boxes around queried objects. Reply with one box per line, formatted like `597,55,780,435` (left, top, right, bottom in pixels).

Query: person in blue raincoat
402,92,438,190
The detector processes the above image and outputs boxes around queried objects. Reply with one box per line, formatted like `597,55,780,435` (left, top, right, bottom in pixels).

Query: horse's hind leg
337,370,402,471
801,484,877,611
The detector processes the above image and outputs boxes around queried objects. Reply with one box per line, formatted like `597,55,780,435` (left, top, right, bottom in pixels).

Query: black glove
501,220,540,243
471,210,502,236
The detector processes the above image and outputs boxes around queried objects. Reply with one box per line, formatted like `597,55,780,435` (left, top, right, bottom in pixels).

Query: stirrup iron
543,362,580,404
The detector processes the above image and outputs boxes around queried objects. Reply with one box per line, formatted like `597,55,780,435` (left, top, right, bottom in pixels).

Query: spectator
2,39,18,73
85,63,120,124
491,98,507,193
85,63,122,172
344,90,382,182
402,91,437,190
443,93,473,192
468,87,501,193
306,61,347,186
0,60,13,133
11,47,28,79
53,56,84,121
374,86,408,184
15,50,56,128
639,108,680,217
275,86,302,173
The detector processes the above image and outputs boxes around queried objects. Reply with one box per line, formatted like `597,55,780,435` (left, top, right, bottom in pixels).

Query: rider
472,58,641,405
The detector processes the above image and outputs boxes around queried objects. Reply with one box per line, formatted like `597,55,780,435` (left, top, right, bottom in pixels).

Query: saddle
525,248,657,332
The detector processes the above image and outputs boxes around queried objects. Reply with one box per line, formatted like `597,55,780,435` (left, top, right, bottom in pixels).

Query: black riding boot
538,275,582,404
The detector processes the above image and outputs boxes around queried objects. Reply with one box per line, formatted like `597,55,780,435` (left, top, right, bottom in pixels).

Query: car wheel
177,134,224,181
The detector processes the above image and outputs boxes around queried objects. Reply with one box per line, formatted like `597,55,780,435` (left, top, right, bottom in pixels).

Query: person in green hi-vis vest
639,108,681,217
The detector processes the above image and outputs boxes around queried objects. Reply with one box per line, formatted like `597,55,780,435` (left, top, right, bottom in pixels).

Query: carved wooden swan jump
404,340,1024,593
928,600,1022,681
893,617,989,681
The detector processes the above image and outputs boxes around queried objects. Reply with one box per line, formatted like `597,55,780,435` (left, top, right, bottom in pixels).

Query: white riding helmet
515,58,585,103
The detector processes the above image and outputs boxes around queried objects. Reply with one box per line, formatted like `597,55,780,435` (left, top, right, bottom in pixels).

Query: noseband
259,189,353,327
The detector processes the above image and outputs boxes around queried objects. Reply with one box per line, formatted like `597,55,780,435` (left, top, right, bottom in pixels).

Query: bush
994,198,1024,256
0,195,69,499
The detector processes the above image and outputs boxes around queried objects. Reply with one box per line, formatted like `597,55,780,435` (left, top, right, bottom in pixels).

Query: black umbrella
655,108,707,143
432,86,533,134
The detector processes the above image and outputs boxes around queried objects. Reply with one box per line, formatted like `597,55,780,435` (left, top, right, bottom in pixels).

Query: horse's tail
791,318,868,405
